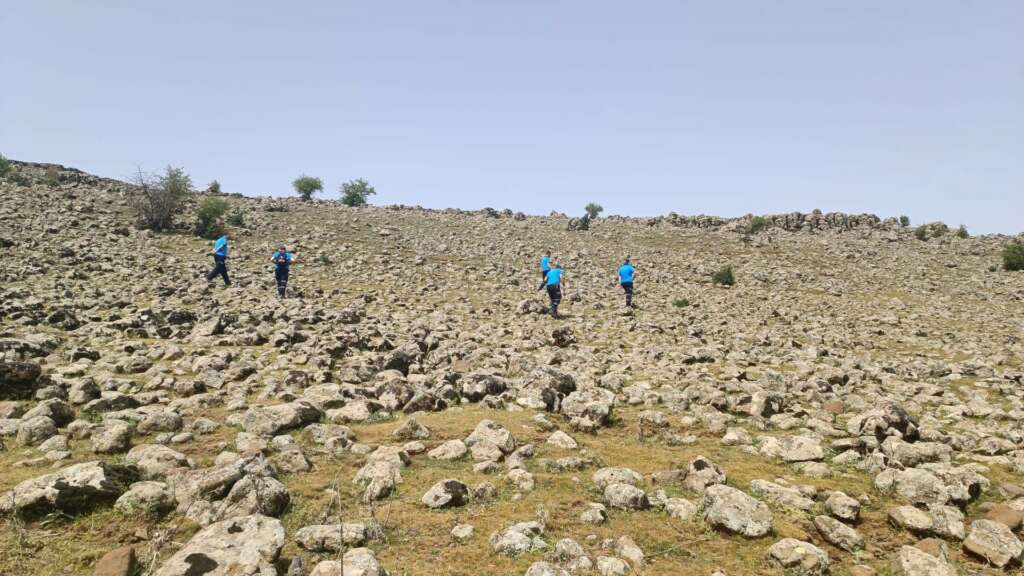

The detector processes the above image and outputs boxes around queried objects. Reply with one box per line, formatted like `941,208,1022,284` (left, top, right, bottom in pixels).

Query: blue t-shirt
540,256,551,271
272,251,294,269
618,263,636,283
213,236,229,257
545,268,563,286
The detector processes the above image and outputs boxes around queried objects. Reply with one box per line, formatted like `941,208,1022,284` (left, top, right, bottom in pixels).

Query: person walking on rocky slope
271,245,297,297
539,261,566,317
618,257,636,308
205,233,230,286
538,250,552,289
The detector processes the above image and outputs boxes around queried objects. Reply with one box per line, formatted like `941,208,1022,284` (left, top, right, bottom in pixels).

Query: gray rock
703,484,773,537
115,481,175,515
0,460,137,515
241,401,321,436
295,523,368,552
824,491,861,522
894,545,956,576
604,482,649,510
125,444,191,479
685,456,726,492
766,538,830,575
153,514,284,576
427,439,468,461
92,421,132,454
814,515,864,552
962,518,1023,568
422,479,469,508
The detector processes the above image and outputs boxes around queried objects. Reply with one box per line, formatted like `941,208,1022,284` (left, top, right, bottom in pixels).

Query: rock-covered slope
1,160,1023,576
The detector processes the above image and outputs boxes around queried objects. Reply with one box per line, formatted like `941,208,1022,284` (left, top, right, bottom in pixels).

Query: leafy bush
712,265,735,286
226,208,245,227
195,197,229,238
1004,243,1024,272
207,180,222,194
956,225,969,239
44,167,60,187
899,215,910,227
672,298,690,308
584,203,604,219
130,166,192,231
0,154,11,178
749,216,768,234
914,227,928,241
340,178,376,207
292,175,323,201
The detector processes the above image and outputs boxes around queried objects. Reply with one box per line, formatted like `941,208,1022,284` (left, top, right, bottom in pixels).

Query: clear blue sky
2,1,1021,233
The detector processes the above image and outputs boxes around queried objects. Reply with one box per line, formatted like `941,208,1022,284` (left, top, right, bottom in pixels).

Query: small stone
93,546,136,576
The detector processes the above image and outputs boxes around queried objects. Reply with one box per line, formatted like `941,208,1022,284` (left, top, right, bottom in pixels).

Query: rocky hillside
1,160,1023,576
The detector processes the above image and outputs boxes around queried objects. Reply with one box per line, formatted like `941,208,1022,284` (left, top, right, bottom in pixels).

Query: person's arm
290,253,298,263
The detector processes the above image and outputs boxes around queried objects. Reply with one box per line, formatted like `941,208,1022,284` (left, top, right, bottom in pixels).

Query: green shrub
292,175,323,201
931,222,949,237
317,253,332,265
1004,243,1024,272
672,298,690,308
899,215,910,227
584,203,604,219
207,180,222,194
130,166,192,231
749,216,768,234
195,197,229,238
6,172,29,186
0,154,11,178
914,227,928,241
226,207,245,227
956,225,969,239
712,265,735,286
340,178,376,207
44,167,60,187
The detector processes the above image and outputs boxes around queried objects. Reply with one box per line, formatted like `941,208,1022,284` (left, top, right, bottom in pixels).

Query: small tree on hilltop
584,203,604,220
1004,243,1024,272
899,215,910,227
749,216,768,234
0,154,11,178
195,196,229,238
340,178,376,207
956,225,969,239
130,166,192,231
207,180,222,194
292,175,323,201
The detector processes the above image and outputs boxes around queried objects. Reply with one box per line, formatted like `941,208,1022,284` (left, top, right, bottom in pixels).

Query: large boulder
422,479,469,509
0,361,42,399
241,401,321,436
702,484,773,537
962,518,1023,568
0,461,137,516
766,538,830,576
126,444,191,479
153,514,284,576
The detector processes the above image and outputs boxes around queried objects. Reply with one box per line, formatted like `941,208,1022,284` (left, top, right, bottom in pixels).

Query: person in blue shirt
205,233,230,286
617,257,636,308
538,250,552,289
270,245,298,297
538,262,567,317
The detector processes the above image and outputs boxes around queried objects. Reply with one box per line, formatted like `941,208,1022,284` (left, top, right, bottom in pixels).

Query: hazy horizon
2,1,1021,233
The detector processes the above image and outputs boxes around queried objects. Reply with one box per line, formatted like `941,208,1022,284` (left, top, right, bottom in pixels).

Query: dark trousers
621,281,634,307
275,267,290,296
206,255,230,285
546,284,562,317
